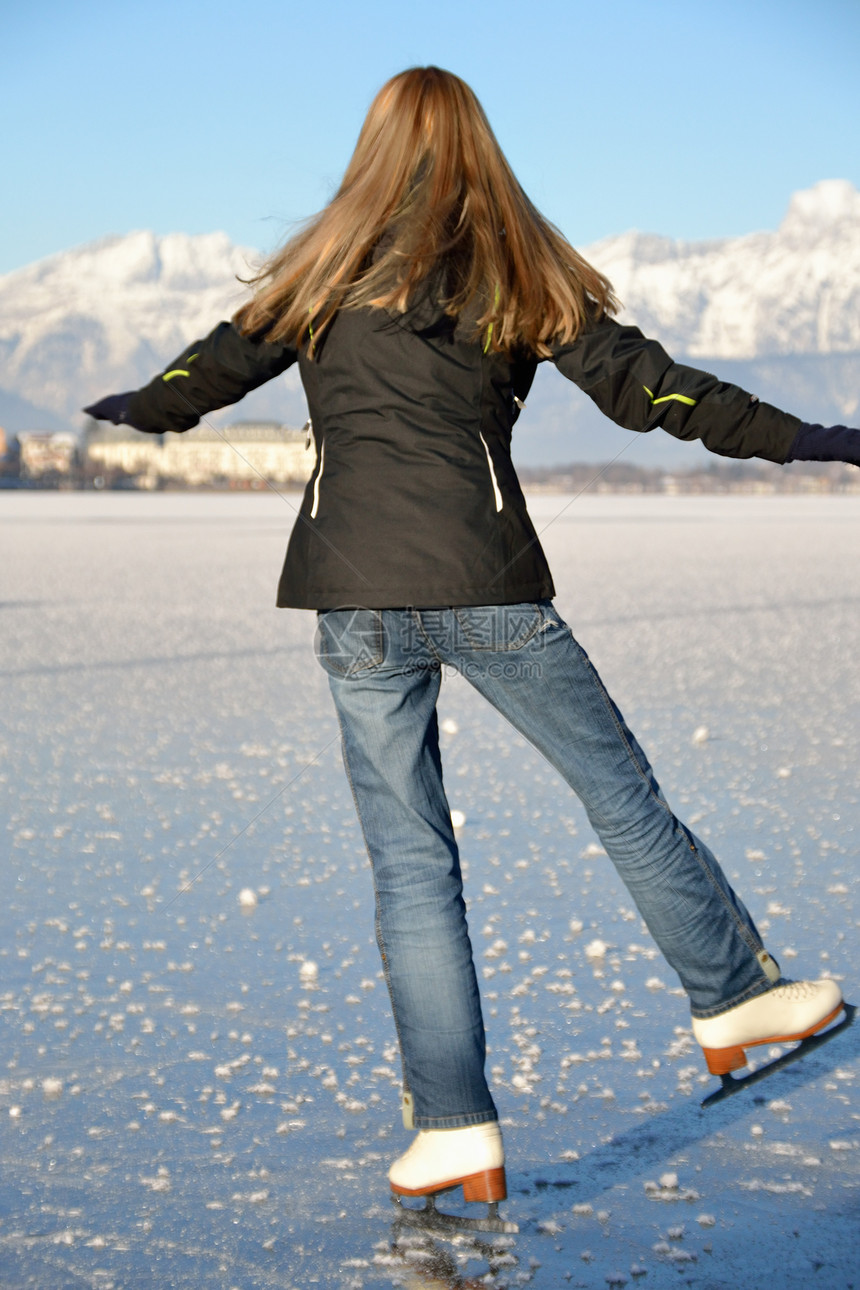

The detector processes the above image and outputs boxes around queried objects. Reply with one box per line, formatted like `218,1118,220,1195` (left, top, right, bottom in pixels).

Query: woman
85,66,855,1217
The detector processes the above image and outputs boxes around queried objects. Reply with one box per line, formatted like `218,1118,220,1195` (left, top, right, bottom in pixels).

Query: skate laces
773,979,820,1001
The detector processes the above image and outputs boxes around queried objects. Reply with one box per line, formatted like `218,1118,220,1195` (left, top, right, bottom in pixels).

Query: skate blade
701,1001,855,1108
392,1191,518,1235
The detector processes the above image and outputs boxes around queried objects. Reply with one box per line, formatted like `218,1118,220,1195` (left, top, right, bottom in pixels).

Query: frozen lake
1,491,858,1289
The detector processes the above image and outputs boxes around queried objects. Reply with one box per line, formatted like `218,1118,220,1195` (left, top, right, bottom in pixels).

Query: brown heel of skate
702,1044,748,1076
462,1166,507,1203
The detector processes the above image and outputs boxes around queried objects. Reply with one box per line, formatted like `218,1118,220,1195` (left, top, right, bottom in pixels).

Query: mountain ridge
1,182,858,465
588,180,860,359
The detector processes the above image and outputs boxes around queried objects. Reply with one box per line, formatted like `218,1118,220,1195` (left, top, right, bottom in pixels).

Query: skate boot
389,1121,506,1200
692,977,844,1075
389,1122,516,1233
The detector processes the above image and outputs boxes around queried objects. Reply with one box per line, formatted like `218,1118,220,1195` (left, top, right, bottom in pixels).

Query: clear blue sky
2,0,858,275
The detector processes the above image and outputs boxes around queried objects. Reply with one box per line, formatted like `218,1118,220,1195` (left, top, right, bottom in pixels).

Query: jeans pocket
451,602,544,652
315,607,385,676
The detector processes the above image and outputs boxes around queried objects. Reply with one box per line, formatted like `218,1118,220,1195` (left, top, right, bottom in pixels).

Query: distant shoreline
3,459,857,496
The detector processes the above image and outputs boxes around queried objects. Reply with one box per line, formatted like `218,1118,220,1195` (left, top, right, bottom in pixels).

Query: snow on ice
0,491,857,1289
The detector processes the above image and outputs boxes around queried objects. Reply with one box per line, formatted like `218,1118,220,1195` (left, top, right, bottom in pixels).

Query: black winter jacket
126,307,801,610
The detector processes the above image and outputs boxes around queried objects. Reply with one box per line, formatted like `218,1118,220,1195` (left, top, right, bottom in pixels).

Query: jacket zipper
479,432,503,513
310,439,325,518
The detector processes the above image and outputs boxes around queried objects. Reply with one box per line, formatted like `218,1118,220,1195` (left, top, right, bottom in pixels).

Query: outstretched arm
551,315,860,466
83,322,298,433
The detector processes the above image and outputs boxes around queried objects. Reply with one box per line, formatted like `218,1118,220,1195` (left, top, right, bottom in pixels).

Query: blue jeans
315,601,775,1129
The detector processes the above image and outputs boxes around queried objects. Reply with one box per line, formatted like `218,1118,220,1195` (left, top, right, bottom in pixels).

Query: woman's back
279,300,551,610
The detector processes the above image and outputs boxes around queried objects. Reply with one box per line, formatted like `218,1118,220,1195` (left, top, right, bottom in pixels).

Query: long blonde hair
234,66,616,356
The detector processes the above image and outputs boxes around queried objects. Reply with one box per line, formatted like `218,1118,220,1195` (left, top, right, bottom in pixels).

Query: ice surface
1,492,858,1288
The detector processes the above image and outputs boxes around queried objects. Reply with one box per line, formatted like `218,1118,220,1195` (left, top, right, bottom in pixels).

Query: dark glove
82,392,136,425
787,422,860,466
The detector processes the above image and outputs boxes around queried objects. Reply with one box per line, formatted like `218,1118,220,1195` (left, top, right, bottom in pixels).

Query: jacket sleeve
550,316,800,463
125,322,298,433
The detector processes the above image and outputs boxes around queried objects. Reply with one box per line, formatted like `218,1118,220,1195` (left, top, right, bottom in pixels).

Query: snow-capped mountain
0,181,858,462
0,230,305,431
587,180,860,360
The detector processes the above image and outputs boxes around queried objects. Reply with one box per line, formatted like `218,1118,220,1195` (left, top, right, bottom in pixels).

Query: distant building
85,420,312,487
18,431,78,479
83,424,160,481
161,421,311,485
